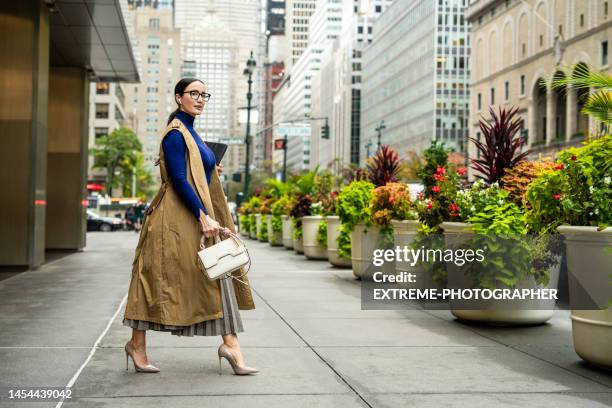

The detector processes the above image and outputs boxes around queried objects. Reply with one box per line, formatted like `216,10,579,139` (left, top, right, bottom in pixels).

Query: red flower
555,163,564,170
427,202,433,209
552,194,561,200
434,173,446,182
457,167,467,176
571,155,577,161
432,186,440,193
388,196,395,205
448,203,459,213
435,166,446,175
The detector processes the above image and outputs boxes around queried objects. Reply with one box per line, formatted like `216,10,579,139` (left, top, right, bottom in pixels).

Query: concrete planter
249,214,259,239
442,222,559,325
326,216,351,268
302,216,328,260
281,215,293,249
391,220,443,291
293,236,304,254
558,226,612,369
255,214,262,240
351,223,393,279
267,216,283,246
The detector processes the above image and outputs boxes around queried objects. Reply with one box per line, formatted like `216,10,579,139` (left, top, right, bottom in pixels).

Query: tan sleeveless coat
124,119,255,326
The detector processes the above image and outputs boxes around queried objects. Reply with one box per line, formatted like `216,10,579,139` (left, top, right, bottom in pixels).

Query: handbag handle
199,228,251,286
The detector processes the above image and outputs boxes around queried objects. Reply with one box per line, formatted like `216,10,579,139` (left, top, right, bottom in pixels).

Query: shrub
367,145,400,187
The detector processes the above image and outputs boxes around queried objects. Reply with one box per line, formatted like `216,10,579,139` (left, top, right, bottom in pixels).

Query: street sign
274,124,311,138
274,138,286,150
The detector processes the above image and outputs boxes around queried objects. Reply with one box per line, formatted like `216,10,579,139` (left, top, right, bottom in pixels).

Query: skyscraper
174,0,264,175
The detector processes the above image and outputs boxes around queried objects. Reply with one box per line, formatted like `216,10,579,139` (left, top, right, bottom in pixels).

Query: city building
174,0,265,176
465,0,611,162
361,0,471,165
311,0,393,171
0,1,138,268
87,82,130,190
273,0,343,173
284,0,318,71
122,5,181,183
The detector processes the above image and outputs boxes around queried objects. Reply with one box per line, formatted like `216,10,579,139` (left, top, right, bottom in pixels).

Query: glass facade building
361,0,470,159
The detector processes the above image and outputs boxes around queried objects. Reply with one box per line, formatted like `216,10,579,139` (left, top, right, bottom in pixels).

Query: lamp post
365,140,373,160
242,50,256,199
375,120,386,150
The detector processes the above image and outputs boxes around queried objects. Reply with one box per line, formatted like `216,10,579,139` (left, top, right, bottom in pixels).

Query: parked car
87,210,124,232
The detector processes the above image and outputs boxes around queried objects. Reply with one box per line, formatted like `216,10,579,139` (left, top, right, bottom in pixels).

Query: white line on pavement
55,293,128,408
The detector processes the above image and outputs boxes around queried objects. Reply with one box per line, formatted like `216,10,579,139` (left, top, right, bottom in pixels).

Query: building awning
49,0,139,83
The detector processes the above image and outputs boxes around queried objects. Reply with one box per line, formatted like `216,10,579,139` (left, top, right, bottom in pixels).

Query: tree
120,154,156,200
90,127,143,197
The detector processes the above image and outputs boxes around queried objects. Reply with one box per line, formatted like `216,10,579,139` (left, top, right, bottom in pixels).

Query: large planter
391,220,443,292
255,214,262,240
558,226,612,369
281,215,293,249
302,216,328,260
326,216,351,268
249,214,259,239
267,215,283,246
350,223,393,279
442,222,560,325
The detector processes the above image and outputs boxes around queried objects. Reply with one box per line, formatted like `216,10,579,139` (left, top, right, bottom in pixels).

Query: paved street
0,231,611,407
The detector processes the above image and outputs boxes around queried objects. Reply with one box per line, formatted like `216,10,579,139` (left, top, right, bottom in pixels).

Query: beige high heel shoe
217,344,259,375
124,342,160,373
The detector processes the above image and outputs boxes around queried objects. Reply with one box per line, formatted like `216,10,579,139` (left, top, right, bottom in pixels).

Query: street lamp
375,120,386,150
242,50,256,199
365,140,373,160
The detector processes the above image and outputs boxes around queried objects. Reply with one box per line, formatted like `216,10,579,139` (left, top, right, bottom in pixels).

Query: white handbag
197,229,250,285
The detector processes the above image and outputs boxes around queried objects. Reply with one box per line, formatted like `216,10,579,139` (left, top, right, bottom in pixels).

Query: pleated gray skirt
123,277,244,336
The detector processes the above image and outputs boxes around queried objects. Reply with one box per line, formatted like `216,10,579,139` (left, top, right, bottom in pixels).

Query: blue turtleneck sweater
162,110,217,219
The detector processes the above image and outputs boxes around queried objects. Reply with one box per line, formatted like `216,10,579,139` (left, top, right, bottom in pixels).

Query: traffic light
321,123,330,139
232,172,242,182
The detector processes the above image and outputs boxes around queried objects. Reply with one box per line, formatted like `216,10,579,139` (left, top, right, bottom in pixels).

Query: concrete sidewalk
0,232,611,407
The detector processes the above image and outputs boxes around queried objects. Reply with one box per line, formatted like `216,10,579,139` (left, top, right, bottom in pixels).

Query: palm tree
545,64,612,135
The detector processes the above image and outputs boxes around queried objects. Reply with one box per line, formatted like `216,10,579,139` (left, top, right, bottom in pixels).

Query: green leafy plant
335,180,375,259
316,219,328,247
418,140,449,196
257,214,269,241
526,135,612,232
545,64,612,134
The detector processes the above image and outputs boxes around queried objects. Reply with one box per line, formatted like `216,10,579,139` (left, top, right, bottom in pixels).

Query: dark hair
166,77,205,124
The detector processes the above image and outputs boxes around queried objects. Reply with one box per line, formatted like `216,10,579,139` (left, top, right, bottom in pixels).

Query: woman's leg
129,329,151,366
222,333,246,366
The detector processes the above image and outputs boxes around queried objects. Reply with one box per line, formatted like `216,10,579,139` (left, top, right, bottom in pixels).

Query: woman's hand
199,213,221,238
216,164,223,176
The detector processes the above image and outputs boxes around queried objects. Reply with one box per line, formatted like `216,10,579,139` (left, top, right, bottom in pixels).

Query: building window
491,88,495,105
375,5,381,12
558,25,563,35
94,127,108,139
580,14,584,27
539,35,543,46
149,18,160,31
520,75,525,96
522,43,526,56
96,83,110,94
605,2,609,18
504,81,509,100
477,93,482,110
602,41,609,65
95,103,109,119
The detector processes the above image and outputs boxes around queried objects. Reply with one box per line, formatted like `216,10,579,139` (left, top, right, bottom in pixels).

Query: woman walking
122,78,258,375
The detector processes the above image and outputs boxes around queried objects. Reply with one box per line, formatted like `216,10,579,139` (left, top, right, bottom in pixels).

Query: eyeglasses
183,90,211,102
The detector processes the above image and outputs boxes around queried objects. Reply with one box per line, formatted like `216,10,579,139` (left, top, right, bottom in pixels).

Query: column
46,67,89,250
527,98,537,148
0,2,49,268
566,86,577,141
546,89,556,146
